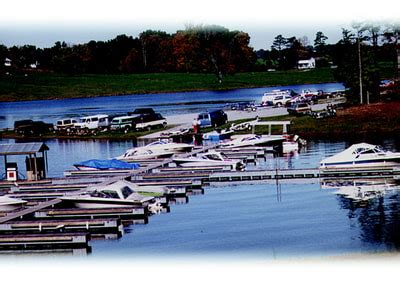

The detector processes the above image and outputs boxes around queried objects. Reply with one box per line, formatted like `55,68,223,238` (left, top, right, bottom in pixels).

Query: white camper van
74,114,110,130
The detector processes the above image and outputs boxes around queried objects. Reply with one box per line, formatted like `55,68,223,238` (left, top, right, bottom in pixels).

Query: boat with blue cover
73,159,140,171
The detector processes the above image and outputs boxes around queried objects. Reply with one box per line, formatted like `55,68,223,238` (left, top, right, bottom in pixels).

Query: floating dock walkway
1,140,400,252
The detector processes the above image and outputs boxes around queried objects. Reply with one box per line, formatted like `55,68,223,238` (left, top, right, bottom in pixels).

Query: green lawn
0,68,335,102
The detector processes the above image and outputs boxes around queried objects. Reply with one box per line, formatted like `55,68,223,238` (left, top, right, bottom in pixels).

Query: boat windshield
242,135,260,142
148,140,168,146
91,190,120,199
204,154,223,161
121,186,134,199
353,145,385,155
124,150,138,157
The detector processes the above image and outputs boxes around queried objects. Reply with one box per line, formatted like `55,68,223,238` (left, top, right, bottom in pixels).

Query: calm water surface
0,82,343,129
1,138,399,259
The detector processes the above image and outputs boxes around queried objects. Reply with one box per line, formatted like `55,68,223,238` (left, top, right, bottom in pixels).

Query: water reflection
322,178,400,249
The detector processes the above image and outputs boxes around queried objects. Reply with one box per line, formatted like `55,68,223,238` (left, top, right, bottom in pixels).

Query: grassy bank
0,68,335,102
257,102,400,141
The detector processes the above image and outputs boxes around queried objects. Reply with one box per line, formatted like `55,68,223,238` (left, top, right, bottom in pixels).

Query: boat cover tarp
74,159,140,170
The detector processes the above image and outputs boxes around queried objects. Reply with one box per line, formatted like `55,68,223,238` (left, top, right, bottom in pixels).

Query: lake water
0,82,343,129
2,83,400,259
1,137,399,259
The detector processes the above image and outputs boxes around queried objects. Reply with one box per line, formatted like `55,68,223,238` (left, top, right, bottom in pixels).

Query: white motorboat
173,151,245,170
0,196,27,212
220,134,285,148
116,148,174,161
143,140,194,153
117,141,194,161
320,143,400,171
60,180,161,211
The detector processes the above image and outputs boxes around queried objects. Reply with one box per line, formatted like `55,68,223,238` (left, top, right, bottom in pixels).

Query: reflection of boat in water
335,184,395,201
60,180,162,212
0,196,27,212
321,179,398,201
320,143,400,171
221,134,284,148
173,151,245,171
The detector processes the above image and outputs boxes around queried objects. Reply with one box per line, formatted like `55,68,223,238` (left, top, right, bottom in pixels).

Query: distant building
30,61,39,69
4,58,11,67
297,57,315,70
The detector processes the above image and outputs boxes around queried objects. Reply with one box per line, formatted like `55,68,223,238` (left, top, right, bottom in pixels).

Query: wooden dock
0,218,123,235
0,233,90,250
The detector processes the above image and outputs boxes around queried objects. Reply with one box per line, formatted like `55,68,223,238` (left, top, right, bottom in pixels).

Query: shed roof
0,143,49,156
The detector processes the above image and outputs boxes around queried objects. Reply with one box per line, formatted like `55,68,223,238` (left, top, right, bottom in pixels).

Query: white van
55,118,78,130
74,114,110,130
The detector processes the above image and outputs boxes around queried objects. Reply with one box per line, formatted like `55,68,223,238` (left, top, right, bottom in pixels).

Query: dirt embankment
293,102,400,141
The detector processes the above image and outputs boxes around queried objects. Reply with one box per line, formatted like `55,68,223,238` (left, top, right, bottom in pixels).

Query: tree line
0,25,255,83
1,22,399,102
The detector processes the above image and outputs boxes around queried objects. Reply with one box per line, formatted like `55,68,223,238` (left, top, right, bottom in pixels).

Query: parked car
73,114,110,130
287,103,311,115
55,118,78,130
230,102,257,111
128,108,155,116
266,94,293,107
134,113,167,131
311,105,337,119
197,109,228,128
14,119,53,136
14,119,34,130
110,115,140,130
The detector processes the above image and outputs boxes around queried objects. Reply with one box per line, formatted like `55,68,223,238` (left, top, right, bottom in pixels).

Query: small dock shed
0,142,49,181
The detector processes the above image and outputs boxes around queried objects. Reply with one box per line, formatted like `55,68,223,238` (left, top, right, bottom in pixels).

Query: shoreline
2,101,399,143
0,80,339,103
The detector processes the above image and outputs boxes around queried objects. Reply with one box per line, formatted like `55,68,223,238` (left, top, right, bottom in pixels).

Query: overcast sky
1,0,398,50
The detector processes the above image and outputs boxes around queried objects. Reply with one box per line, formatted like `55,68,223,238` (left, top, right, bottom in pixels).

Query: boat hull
0,198,27,212
0,203,26,212
173,159,236,169
60,197,141,209
320,159,400,171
